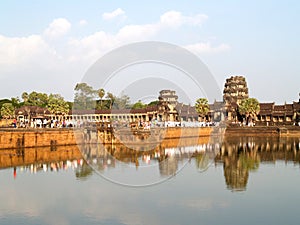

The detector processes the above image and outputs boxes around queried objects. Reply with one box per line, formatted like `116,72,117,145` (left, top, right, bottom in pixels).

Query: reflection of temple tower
221,139,249,191
220,137,262,191
159,156,178,176
223,157,249,192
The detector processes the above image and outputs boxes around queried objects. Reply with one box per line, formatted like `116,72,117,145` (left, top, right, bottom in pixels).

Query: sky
0,0,299,104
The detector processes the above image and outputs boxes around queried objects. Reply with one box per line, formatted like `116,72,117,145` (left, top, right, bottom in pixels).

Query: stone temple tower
223,76,249,105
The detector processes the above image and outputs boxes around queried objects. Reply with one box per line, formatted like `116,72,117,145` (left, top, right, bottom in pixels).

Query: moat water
0,136,300,225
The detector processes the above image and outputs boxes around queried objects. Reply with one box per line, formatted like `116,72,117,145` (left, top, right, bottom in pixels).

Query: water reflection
80,137,219,186
0,145,84,179
217,136,300,191
1,137,300,191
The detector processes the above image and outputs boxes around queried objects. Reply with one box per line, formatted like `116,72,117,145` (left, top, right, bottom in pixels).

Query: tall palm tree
21,92,29,104
238,98,260,125
98,88,105,109
106,92,115,110
195,98,210,121
74,83,97,110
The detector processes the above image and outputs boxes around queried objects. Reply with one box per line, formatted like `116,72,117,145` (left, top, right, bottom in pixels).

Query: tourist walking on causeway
13,118,17,128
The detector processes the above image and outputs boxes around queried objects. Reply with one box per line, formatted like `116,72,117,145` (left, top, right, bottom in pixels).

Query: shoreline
0,126,299,150
225,125,300,137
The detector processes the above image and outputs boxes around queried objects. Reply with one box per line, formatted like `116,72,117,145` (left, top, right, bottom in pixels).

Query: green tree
132,100,146,109
239,98,260,125
74,83,97,110
67,101,73,110
11,97,20,109
27,91,48,107
106,92,115,110
98,88,105,109
195,98,210,121
148,100,159,106
1,103,14,119
47,94,70,115
21,92,29,103
114,93,131,109
75,161,94,180
195,153,210,171
0,99,11,111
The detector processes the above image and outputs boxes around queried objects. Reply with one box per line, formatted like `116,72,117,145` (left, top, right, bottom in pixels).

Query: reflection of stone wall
218,136,300,191
0,145,82,169
221,136,300,161
95,136,212,165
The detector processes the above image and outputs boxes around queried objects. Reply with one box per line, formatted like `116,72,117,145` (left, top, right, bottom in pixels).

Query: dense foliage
0,83,162,118
47,94,70,115
195,98,210,117
73,83,155,110
238,98,260,124
0,103,14,119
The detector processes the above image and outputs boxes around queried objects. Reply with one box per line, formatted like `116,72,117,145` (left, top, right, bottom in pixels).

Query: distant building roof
258,103,274,115
70,105,159,115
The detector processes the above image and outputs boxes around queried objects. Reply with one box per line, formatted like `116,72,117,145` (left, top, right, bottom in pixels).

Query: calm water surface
1,136,300,225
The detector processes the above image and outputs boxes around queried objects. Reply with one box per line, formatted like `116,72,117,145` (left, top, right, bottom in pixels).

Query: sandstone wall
225,126,300,137
0,127,213,149
164,127,212,139
0,128,84,150
5,126,298,150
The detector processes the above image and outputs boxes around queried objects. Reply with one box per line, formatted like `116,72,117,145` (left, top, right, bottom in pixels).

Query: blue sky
0,0,299,104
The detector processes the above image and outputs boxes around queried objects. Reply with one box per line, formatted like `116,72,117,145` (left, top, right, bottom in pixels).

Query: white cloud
67,31,118,62
185,14,208,26
0,11,227,69
79,19,87,26
116,23,159,41
0,34,57,65
185,42,230,54
44,18,71,39
160,11,183,28
160,11,208,28
67,11,210,63
66,22,161,63
0,10,230,100
102,8,126,21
